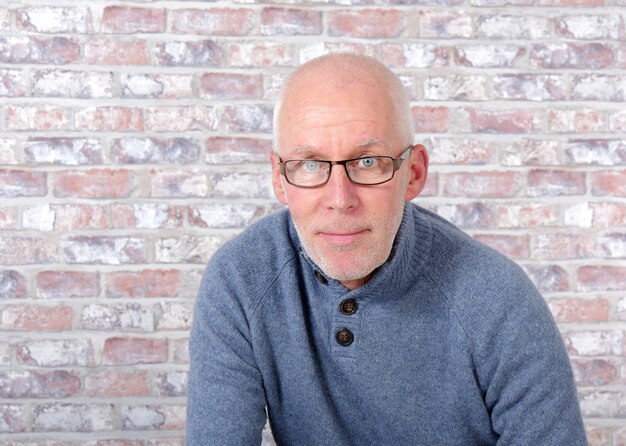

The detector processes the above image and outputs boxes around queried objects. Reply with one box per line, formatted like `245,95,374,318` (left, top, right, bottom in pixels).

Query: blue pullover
187,203,587,445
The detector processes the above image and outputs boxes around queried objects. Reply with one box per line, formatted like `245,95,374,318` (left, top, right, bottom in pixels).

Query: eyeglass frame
276,145,414,188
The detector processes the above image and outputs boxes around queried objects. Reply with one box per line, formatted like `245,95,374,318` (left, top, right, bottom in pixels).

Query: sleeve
186,260,267,446
474,268,588,445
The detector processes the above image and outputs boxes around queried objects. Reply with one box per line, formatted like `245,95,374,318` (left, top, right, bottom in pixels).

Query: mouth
318,229,369,245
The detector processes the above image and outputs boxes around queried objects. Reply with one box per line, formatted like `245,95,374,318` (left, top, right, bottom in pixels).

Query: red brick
531,43,614,69
150,170,208,198
476,14,549,39
33,69,113,98
443,171,522,198
548,298,610,322
172,8,254,36
200,73,263,100
103,337,168,365
62,237,146,265
0,370,80,398
121,404,185,430
145,106,216,132
220,105,273,133
0,237,57,265
533,233,596,260
0,205,15,229
563,330,622,356
16,7,92,33
550,111,606,134
261,8,322,36
421,173,439,197
473,234,529,259
411,106,449,132
0,36,80,64
53,169,136,198
54,204,108,231
329,10,403,38
598,233,626,258
493,74,567,101
121,73,194,99
153,40,223,67
225,42,293,67
524,265,570,292
555,15,621,40
110,203,184,229
84,370,150,397
106,270,182,298
500,139,560,166
155,236,224,264
0,270,28,299
0,170,47,197
17,339,94,367
1,305,73,330
578,389,626,418
590,202,626,228
435,203,493,229
6,105,70,131
591,170,626,196
37,271,100,299
84,39,148,65
455,44,524,68
528,169,586,197
571,359,618,386
206,137,272,164
577,266,626,291
419,11,473,38
33,403,114,432
496,204,559,228
82,303,153,332
75,107,144,132
102,6,165,34
565,139,625,164
0,69,26,97
24,138,103,165
0,405,26,433
468,108,538,133
585,426,611,446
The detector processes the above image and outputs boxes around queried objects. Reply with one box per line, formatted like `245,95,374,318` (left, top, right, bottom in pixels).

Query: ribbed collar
291,202,433,301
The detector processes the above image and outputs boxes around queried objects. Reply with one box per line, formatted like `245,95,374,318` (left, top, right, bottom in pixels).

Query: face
271,71,428,290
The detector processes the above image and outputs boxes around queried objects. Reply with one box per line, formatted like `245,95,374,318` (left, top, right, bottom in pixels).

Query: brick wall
0,1,624,445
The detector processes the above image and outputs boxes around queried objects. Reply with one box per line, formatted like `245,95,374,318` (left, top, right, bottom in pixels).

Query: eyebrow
290,137,386,157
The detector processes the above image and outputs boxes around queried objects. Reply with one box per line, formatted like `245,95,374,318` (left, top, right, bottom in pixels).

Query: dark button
314,270,328,285
339,298,357,315
335,328,354,346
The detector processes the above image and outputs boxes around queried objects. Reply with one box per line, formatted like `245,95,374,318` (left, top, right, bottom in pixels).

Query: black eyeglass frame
277,145,414,188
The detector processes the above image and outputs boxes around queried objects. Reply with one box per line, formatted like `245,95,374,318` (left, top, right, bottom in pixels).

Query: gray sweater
187,203,587,445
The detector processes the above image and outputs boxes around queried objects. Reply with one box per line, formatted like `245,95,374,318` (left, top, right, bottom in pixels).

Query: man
187,53,587,445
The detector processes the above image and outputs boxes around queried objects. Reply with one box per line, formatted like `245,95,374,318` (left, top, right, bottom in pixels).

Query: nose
322,164,359,211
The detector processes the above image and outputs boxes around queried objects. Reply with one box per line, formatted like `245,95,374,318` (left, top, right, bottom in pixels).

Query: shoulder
197,208,298,312
414,205,552,345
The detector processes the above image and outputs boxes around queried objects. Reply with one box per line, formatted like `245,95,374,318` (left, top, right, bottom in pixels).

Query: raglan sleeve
186,256,267,446
474,264,588,445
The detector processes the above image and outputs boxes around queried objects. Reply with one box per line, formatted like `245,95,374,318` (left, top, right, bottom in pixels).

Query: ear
269,151,288,205
404,144,429,202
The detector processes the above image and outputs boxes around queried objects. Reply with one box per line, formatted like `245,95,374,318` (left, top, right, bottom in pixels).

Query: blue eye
358,157,377,168
303,161,320,172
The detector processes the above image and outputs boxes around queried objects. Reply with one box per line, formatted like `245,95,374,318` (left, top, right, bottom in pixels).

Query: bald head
273,53,414,153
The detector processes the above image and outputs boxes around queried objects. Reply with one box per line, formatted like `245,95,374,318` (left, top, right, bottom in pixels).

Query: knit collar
291,202,433,300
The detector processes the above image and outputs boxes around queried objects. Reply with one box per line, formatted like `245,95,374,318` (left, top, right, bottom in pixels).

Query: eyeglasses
277,145,413,188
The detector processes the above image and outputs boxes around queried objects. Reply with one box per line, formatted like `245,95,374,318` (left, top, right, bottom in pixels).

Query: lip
318,229,369,245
